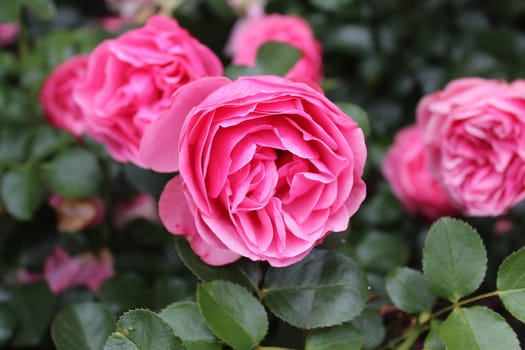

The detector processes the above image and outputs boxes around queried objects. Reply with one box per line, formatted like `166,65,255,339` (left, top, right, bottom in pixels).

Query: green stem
396,325,426,350
430,290,500,319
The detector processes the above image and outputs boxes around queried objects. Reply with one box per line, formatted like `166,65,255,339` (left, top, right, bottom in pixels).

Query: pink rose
226,14,323,83
0,23,18,46
74,15,223,166
382,124,457,220
44,246,115,294
417,77,525,216
113,193,159,230
140,75,366,267
40,55,88,137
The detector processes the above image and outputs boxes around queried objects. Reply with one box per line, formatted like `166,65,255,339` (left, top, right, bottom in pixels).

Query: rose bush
417,77,525,216
140,75,366,266
40,55,88,138
382,124,457,220
226,14,323,83
74,15,223,166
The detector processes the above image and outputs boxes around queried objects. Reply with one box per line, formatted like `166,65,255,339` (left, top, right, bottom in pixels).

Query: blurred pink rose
40,55,88,137
100,16,130,32
74,15,223,166
417,77,525,216
140,75,366,267
226,14,323,83
44,246,115,294
49,194,105,233
0,23,18,46
113,193,159,230
382,124,457,220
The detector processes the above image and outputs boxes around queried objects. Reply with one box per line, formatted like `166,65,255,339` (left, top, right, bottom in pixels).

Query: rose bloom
0,22,18,46
74,15,223,166
417,77,525,216
40,55,88,138
44,246,115,294
140,75,366,267
382,124,457,220
226,14,323,83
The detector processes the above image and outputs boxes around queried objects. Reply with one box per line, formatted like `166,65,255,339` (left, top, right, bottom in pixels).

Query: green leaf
256,41,302,76
424,320,445,350
439,306,520,350
99,274,151,315
263,250,367,329
354,231,409,273
153,277,194,310
0,1,21,22
336,102,371,137
350,308,385,350
42,148,102,198
1,168,44,220
197,281,268,350
8,281,57,346
104,309,180,350
123,163,173,199
20,0,57,19
29,126,75,161
51,302,116,350
0,127,32,163
305,323,362,350
422,217,487,302
175,237,261,292
497,247,525,322
159,301,221,350
385,267,434,314
0,303,16,347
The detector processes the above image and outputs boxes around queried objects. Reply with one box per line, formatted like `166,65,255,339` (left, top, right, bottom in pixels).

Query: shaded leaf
0,303,16,347
103,309,180,350
42,148,102,198
263,250,367,329
497,247,525,322
422,218,486,302
351,308,385,350
305,323,362,350
1,168,44,220
51,302,115,350
159,301,221,350
197,281,268,350
440,306,520,350
385,267,434,314
337,102,371,137
99,274,151,315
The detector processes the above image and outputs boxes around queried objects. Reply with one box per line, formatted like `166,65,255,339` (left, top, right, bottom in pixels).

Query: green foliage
159,302,221,350
423,218,487,302
385,267,434,314
197,280,268,350
51,302,115,350
350,309,385,350
104,309,180,350
1,167,44,220
305,323,363,350
7,281,57,346
440,307,520,350
353,231,410,273
263,250,367,329
42,148,103,198
336,102,371,137
99,274,152,315
225,41,302,79
0,303,16,347
497,247,525,323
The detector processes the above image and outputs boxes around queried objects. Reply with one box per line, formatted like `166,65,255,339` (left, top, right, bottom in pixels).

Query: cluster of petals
140,75,366,267
40,15,223,166
226,14,323,84
415,77,525,217
0,22,18,46
382,124,457,220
